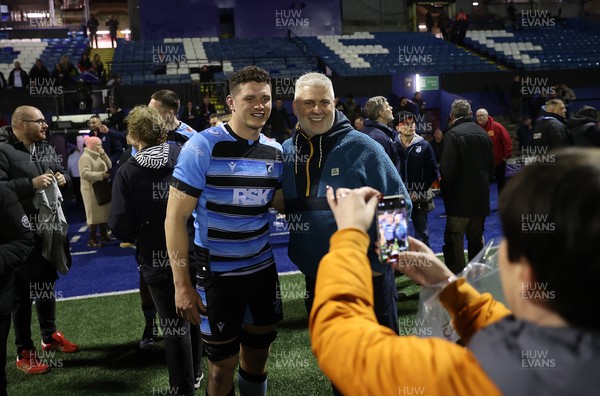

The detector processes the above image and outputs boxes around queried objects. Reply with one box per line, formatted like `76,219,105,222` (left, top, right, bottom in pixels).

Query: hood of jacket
566,115,597,128
396,133,424,148
0,126,15,144
132,142,179,170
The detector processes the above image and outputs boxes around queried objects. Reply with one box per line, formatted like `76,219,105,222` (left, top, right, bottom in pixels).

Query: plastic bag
413,240,506,342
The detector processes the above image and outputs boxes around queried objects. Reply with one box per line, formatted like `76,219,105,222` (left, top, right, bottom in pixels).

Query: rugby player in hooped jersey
165,66,283,396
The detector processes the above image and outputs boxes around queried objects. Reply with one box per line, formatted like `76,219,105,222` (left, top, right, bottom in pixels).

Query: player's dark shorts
193,246,283,343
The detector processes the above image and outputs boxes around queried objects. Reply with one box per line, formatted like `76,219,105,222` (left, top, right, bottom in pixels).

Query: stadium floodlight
473,2,479,5
416,74,421,92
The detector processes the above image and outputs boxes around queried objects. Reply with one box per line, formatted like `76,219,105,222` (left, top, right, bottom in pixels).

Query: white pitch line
58,289,140,301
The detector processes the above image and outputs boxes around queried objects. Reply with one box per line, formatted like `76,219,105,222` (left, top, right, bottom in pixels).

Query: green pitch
6,273,420,396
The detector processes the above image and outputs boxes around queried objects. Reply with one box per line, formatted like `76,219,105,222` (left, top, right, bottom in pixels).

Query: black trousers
443,216,485,274
147,275,202,396
12,243,58,353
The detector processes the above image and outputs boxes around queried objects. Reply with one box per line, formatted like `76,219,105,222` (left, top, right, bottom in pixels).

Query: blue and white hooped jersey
171,124,283,275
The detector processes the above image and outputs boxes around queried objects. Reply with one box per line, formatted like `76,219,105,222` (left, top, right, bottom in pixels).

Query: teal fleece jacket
282,110,411,278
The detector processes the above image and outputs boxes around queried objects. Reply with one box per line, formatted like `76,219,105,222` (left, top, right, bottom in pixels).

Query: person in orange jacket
476,108,513,194
310,147,600,396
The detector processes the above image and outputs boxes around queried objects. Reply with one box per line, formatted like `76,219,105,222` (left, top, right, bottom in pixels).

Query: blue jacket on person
281,110,412,278
394,134,438,195
362,119,401,171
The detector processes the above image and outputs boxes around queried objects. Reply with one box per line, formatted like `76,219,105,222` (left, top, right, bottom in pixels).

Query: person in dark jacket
517,116,534,153
87,14,100,48
430,128,444,165
395,116,438,246
8,62,28,89
265,98,293,143
532,99,572,150
440,99,494,274
362,96,400,171
106,15,119,48
278,72,411,396
29,59,50,80
566,106,600,147
88,114,125,167
0,106,78,375
197,96,216,131
0,185,34,395
109,105,203,394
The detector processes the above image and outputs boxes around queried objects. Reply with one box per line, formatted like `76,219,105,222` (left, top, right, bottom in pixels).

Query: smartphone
377,195,408,265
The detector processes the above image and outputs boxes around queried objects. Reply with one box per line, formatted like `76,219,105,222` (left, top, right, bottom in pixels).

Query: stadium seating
302,31,500,75
0,37,88,80
465,29,600,70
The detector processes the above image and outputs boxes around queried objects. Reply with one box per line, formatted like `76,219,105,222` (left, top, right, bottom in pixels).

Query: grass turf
6,273,420,396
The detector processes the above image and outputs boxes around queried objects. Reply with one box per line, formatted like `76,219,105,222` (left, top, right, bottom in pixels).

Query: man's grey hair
294,72,335,100
364,96,387,120
451,99,472,118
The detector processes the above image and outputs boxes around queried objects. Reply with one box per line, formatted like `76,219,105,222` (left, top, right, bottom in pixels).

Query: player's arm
165,187,203,325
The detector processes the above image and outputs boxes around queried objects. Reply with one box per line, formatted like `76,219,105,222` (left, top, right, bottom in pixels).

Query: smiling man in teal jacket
277,72,411,336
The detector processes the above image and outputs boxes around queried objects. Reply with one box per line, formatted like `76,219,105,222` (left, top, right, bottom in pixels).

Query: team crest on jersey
416,146,421,153
266,162,274,174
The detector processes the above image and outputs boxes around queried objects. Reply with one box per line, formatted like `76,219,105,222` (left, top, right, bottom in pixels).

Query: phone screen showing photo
377,195,408,265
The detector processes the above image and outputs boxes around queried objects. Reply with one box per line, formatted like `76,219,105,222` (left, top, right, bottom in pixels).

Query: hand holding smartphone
377,195,408,265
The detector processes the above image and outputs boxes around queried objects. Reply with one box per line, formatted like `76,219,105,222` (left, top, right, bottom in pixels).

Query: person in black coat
28,59,50,80
265,99,293,143
0,185,34,395
109,105,203,393
532,99,572,150
106,15,119,48
440,99,494,274
566,106,600,147
87,14,100,48
0,106,78,374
